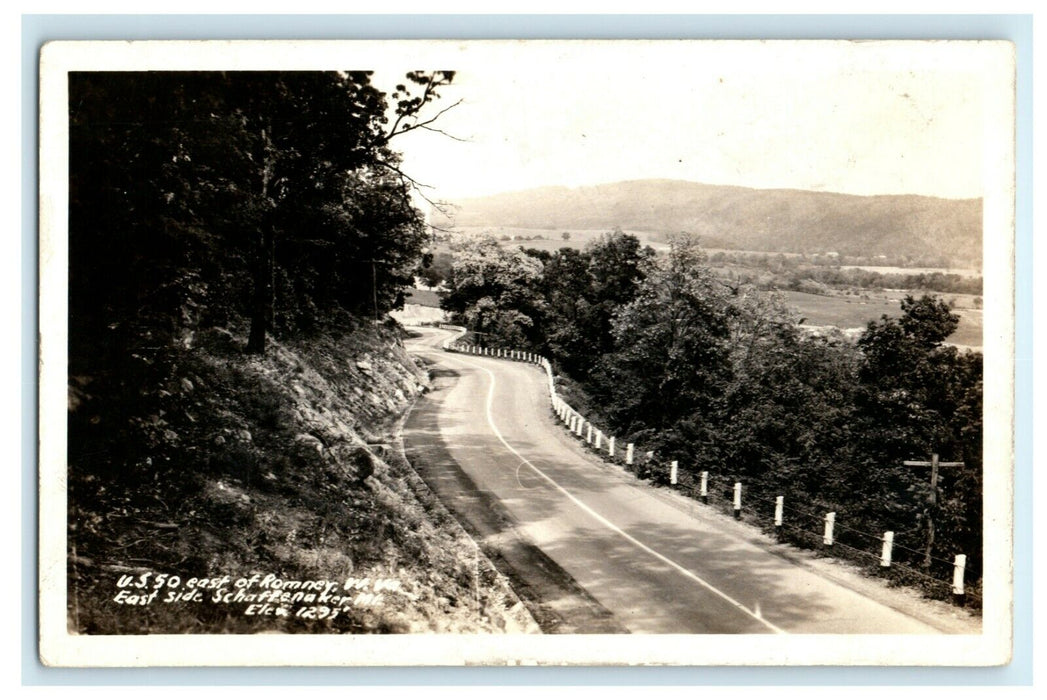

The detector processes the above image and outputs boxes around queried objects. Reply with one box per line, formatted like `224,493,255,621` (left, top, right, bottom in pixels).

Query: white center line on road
422,343,788,635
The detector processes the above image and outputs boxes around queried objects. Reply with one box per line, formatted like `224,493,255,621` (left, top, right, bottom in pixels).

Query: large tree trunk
246,126,275,355
246,221,274,354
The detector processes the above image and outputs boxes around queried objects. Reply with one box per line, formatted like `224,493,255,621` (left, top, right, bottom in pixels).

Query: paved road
402,327,944,634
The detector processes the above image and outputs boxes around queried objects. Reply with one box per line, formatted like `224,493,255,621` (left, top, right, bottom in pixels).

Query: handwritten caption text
112,572,403,620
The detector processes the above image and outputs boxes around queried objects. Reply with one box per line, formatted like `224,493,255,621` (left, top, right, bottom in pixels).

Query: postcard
38,39,1014,666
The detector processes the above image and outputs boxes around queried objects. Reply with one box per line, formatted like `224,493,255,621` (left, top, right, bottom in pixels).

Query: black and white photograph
38,39,1015,666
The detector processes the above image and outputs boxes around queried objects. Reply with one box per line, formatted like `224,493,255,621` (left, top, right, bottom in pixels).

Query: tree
231,71,454,352
537,247,594,374
416,250,455,289
584,229,655,355
227,72,395,352
278,166,429,330
592,234,733,458
718,289,861,501
851,295,981,573
441,235,545,346
532,230,653,378
856,295,961,451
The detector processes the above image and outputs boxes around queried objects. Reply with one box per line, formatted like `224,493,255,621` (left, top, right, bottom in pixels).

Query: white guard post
881,531,894,567
952,554,967,597
823,512,836,546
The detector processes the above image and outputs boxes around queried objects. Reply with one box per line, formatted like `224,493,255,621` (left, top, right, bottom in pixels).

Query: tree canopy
439,231,983,585
69,70,455,358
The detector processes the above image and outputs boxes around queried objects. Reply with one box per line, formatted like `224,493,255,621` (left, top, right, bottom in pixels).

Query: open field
840,264,981,278
781,290,983,349
453,226,670,252
781,290,898,327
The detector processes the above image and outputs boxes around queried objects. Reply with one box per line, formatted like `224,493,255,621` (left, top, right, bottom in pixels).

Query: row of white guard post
442,330,638,467
440,329,969,601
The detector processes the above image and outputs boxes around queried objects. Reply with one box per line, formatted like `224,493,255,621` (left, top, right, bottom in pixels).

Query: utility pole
902,453,965,569
371,260,379,324
364,258,388,324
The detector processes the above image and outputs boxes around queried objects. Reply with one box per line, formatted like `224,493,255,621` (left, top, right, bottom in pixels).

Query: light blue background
21,13,1033,687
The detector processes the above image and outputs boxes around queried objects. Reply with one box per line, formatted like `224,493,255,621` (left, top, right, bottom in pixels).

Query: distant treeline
707,249,968,271
706,250,983,296
440,232,984,589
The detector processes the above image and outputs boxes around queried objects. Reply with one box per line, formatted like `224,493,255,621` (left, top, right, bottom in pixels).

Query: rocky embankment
67,322,536,634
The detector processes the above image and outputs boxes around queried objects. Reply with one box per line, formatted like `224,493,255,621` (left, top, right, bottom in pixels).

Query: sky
384,41,1000,204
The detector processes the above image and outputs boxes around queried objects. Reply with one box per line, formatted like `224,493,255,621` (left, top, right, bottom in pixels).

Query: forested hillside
440,231,984,598
433,180,982,268
66,71,535,633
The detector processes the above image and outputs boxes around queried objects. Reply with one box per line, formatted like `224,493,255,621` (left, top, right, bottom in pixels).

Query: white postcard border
38,39,1016,668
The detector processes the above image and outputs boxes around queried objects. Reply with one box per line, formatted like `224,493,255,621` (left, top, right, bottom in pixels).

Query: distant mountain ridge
432,179,982,267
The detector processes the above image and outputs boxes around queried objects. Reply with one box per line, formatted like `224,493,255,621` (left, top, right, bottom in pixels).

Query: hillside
433,180,982,268
62,71,539,637
67,322,536,634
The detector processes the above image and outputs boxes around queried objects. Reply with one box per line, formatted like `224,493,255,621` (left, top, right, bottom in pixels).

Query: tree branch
386,74,443,140
374,159,455,220
416,124,470,142
389,99,464,140
375,159,434,190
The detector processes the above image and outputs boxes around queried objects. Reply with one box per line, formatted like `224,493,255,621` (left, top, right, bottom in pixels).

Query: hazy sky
386,41,995,204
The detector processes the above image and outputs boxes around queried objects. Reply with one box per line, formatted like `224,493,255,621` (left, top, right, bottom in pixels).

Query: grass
780,290,983,348
781,290,899,328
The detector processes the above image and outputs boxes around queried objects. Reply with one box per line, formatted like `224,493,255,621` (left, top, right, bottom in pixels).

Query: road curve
402,326,945,634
